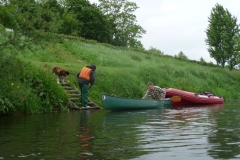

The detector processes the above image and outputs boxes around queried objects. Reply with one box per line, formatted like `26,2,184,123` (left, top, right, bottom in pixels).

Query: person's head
147,82,154,90
89,64,96,71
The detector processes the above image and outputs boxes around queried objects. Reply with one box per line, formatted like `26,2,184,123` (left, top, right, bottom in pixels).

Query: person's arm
76,72,80,78
142,90,149,99
89,71,95,87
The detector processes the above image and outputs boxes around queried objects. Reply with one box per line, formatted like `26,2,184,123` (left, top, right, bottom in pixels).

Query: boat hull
101,94,172,111
164,88,224,104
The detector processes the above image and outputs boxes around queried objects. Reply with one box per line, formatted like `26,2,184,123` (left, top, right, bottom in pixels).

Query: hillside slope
19,39,240,107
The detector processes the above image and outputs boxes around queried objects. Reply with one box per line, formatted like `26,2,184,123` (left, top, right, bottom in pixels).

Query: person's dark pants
79,83,89,107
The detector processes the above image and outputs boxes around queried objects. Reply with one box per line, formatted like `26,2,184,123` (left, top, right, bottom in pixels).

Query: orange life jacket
79,67,92,81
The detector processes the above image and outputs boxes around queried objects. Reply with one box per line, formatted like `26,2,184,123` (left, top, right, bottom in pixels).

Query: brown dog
52,67,70,83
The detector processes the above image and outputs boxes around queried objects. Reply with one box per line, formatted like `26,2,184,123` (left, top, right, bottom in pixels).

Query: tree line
1,1,240,70
0,0,145,49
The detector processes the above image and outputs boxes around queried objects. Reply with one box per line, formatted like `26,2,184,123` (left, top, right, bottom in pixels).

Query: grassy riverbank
1,34,240,114
20,38,240,102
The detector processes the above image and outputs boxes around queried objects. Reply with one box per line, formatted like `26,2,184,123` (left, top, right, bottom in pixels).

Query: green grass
21,38,240,99
1,32,240,114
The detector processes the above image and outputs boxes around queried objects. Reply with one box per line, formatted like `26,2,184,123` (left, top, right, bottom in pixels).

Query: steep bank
20,39,240,102
2,35,240,114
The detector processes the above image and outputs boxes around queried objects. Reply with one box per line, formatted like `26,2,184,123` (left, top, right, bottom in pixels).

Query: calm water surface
0,103,240,160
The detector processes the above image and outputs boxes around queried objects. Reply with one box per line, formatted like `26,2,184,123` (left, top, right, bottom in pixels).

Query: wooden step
67,90,79,93
68,102,101,110
75,102,95,105
60,82,70,86
68,97,79,100
80,106,101,110
69,106,101,110
87,101,94,105
68,93,81,96
63,86,74,90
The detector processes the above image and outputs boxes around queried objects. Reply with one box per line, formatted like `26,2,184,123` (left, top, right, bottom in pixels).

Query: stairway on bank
60,82,101,110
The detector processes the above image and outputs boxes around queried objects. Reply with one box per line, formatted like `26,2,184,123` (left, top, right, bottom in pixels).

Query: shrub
0,55,68,114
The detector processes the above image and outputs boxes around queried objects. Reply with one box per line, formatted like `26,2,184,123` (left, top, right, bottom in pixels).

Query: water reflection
94,110,152,160
78,111,92,158
207,104,240,159
1,104,240,159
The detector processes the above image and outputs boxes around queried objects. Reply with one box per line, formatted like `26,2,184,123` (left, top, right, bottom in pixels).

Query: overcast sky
89,0,240,63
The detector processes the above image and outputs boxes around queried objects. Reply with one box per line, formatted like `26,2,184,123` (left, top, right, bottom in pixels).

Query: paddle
168,96,181,102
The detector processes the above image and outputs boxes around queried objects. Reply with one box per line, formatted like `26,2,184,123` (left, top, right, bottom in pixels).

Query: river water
0,103,240,160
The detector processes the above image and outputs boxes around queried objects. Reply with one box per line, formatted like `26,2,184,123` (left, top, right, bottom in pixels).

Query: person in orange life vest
77,64,96,108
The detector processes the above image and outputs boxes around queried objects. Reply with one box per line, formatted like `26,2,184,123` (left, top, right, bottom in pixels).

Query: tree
40,0,63,33
228,32,240,70
59,12,79,36
0,0,65,51
199,57,208,66
0,3,16,29
0,0,37,53
205,3,240,69
8,0,43,33
147,46,164,56
200,57,205,62
98,0,146,48
62,0,113,43
175,51,188,60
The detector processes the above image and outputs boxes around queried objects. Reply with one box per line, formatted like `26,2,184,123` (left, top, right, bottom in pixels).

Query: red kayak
164,88,224,105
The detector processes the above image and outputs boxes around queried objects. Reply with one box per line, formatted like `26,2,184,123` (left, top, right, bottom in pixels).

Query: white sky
89,0,240,63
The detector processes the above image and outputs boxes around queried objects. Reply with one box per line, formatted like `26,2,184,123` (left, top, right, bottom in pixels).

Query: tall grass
24,39,239,102
1,33,240,114
0,53,68,114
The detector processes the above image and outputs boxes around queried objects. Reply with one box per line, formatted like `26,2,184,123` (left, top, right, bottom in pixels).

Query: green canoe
101,94,172,111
